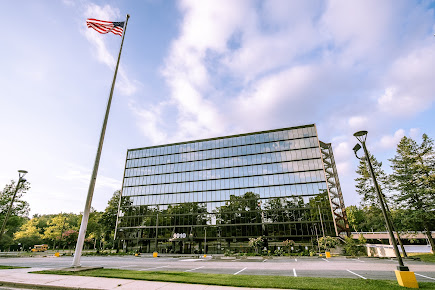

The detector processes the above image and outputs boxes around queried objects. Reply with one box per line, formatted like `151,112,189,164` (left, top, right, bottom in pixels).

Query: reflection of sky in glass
123,126,328,209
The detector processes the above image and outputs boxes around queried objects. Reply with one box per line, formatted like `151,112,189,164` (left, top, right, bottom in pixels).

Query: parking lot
1,255,434,283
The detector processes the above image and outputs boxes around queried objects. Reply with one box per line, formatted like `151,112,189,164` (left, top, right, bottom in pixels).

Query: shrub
248,236,264,254
318,236,338,251
274,248,284,256
343,235,367,256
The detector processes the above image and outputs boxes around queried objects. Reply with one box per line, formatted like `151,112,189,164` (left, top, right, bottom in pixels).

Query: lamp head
353,130,368,143
18,170,28,179
353,143,361,153
353,143,364,160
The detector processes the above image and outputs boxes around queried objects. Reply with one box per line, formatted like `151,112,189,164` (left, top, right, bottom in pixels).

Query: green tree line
0,188,122,251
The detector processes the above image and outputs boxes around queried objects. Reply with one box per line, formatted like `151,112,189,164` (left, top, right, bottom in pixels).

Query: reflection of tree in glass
165,202,208,239
215,192,262,245
308,190,332,222
106,191,133,230
264,196,306,237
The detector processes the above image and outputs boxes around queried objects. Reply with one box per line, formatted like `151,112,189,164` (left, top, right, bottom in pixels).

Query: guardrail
350,231,435,239
0,252,20,257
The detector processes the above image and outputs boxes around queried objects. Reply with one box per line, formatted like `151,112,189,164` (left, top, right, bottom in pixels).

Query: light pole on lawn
0,170,28,243
353,131,418,288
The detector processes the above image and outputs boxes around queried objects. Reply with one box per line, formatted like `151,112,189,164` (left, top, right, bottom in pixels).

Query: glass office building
116,124,349,253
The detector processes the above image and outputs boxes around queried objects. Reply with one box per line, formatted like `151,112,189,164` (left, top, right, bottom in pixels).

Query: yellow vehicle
32,244,48,252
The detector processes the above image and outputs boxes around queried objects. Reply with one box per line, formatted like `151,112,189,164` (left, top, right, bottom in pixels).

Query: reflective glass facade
116,124,347,253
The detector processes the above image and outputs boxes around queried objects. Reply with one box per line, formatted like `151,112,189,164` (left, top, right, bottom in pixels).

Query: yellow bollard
325,252,331,258
395,271,419,288
54,252,60,257
153,252,158,258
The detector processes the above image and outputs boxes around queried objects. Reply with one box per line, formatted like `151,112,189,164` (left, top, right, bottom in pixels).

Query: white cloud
83,4,120,67
56,163,121,191
129,102,168,145
137,0,435,156
409,128,420,139
231,65,322,131
82,3,138,96
348,116,368,131
377,43,435,116
330,141,354,177
320,0,395,66
379,129,406,149
377,127,422,150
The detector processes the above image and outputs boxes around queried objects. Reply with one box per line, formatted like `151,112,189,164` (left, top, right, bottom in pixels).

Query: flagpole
72,14,130,267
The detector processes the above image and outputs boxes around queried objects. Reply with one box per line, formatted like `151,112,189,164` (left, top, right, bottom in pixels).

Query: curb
0,280,99,290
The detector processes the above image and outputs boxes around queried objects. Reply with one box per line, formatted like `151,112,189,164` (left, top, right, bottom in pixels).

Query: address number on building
173,233,187,239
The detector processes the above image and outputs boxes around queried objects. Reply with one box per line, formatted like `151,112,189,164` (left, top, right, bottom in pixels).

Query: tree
0,180,30,218
389,134,435,251
100,190,122,244
343,235,366,256
357,206,385,232
0,180,30,250
87,209,103,250
14,218,42,249
43,214,69,249
101,190,132,248
346,206,365,232
62,229,79,249
355,153,391,207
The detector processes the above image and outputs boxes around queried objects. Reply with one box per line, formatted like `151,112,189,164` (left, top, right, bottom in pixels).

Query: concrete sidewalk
0,268,281,290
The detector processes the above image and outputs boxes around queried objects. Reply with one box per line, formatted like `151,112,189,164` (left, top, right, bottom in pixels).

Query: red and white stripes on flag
86,18,125,36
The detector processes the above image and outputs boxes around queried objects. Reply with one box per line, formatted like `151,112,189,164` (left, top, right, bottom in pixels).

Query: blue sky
1,0,434,216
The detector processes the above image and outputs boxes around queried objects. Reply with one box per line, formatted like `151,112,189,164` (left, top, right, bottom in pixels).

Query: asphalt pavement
0,254,434,289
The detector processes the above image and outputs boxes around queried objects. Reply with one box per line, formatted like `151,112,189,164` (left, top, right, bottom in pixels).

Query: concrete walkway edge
0,268,282,290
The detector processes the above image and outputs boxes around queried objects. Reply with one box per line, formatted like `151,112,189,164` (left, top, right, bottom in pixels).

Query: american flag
86,18,125,36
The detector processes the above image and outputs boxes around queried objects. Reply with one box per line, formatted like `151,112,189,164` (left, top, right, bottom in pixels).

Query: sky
1,0,434,217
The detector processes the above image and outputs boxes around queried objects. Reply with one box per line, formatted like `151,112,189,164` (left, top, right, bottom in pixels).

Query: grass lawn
34,269,435,290
0,265,29,269
409,253,435,263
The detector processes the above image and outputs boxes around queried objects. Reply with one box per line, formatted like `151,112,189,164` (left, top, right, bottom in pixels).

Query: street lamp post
316,202,326,239
204,227,207,255
352,131,408,271
0,170,28,243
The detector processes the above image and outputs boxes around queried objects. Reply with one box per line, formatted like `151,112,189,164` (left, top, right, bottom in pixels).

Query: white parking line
293,268,297,277
139,265,169,271
234,267,247,275
352,259,365,263
184,266,204,272
322,258,329,262
346,269,367,279
415,273,435,281
179,259,202,262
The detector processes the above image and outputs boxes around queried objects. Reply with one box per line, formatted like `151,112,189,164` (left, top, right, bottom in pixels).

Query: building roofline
127,123,316,152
